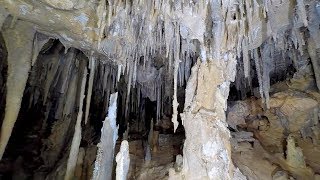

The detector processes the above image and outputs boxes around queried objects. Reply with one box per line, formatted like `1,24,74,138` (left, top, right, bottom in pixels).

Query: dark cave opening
0,37,189,179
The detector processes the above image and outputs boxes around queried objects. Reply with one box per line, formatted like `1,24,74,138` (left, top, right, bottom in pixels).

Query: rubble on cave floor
228,75,320,180
115,132,184,180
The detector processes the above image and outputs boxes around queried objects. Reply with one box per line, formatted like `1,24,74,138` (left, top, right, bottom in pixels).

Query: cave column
177,1,243,179
0,20,35,159
180,59,236,179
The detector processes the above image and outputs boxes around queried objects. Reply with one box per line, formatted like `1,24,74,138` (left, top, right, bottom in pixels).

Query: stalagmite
65,66,88,180
92,92,118,180
287,135,307,169
84,55,96,124
0,20,35,160
115,140,130,180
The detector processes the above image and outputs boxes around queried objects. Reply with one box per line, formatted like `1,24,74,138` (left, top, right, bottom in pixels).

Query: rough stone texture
180,60,237,179
258,90,319,152
227,101,250,130
1,0,105,53
233,141,278,180
229,76,320,179
0,0,320,179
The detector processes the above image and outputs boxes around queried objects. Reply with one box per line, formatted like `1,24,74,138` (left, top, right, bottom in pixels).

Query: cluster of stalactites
101,0,207,126
105,0,319,113
230,0,320,107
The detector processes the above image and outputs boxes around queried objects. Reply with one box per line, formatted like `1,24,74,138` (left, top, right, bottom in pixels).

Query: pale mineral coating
115,140,130,180
84,56,96,124
92,92,118,180
0,20,35,160
0,0,320,179
65,66,87,180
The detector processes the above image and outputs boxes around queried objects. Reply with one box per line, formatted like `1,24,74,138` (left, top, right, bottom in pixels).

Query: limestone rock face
227,101,251,130
259,90,319,151
42,0,87,10
233,141,279,180
229,85,320,179
1,0,320,179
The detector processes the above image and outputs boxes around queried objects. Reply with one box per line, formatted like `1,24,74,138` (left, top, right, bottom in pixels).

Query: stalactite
172,24,180,133
93,92,118,180
31,33,50,66
156,82,161,122
117,64,122,82
0,20,35,160
125,65,132,120
84,55,96,124
65,64,88,180
39,51,78,173
307,38,320,91
253,49,265,106
1,0,320,179
242,38,250,79
260,42,274,109
301,1,320,90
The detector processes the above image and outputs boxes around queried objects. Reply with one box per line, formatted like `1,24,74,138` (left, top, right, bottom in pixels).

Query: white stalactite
92,92,118,180
172,24,180,133
0,20,35,160
1,0,319,179
65,66,88,180
115,140,130,180
84,55,96,124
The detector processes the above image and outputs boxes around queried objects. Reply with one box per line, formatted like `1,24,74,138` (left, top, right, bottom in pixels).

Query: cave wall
0,0,320,179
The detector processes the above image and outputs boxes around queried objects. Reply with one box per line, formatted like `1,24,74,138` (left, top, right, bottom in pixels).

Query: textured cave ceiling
0,0,320,180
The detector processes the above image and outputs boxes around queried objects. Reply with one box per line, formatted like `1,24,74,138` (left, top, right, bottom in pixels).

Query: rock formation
0,0,319,179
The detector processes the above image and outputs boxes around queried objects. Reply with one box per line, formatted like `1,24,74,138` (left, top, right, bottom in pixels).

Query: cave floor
115,133,184,180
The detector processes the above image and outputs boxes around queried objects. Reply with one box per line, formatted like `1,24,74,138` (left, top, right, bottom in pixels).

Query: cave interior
0,0,320,180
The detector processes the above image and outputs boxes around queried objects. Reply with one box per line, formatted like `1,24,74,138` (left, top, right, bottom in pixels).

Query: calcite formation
115,140,130,180
0,0,319,179
93,92,118,180
0,20,35,159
